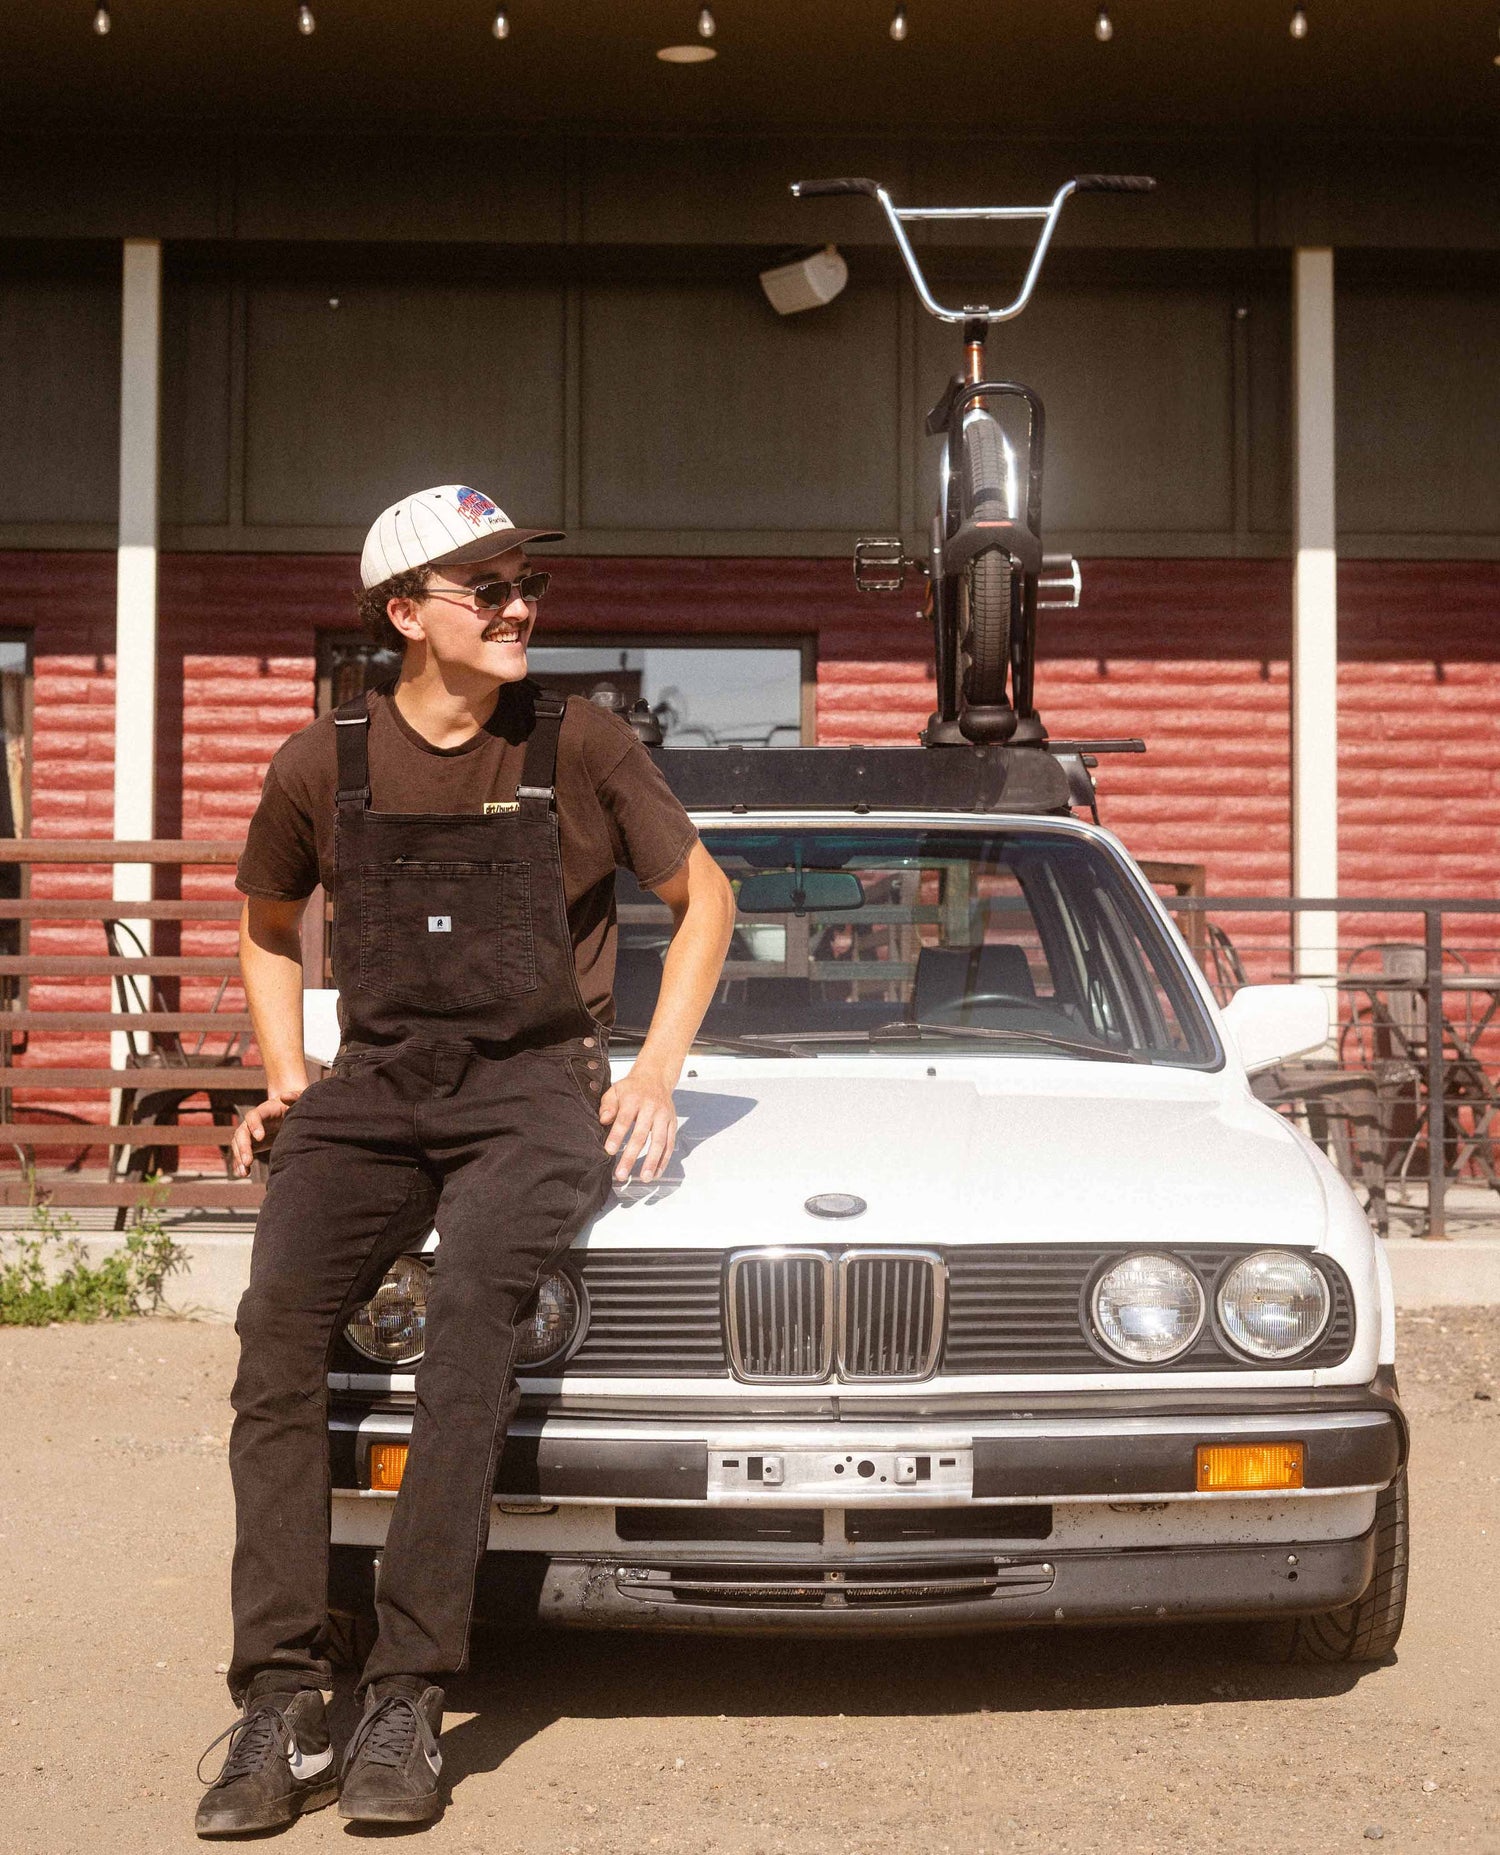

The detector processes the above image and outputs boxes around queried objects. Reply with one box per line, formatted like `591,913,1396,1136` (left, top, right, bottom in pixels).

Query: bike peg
1072,174,1157,193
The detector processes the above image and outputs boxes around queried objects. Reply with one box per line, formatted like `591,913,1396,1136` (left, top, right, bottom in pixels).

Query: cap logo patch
455,486,501,531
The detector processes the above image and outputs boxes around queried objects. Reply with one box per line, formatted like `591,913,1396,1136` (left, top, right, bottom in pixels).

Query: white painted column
1291,248,1339,986
112,239,162,1068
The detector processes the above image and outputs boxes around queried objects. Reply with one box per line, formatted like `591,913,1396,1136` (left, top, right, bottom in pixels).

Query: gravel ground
0,1311,1496,1855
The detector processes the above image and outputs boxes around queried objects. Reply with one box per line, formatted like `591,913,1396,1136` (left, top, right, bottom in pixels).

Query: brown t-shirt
235,682,698,1023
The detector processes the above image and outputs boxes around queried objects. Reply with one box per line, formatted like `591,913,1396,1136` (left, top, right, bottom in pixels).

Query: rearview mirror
736,871,865,915
1221,984,1329,1075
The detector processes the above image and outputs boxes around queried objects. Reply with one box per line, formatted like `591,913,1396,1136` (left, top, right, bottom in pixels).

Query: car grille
727,1249,834,1381
568,1250,727,1376
838,1251,945,1380
615,1560,1057,1609
563,1246,1354,1379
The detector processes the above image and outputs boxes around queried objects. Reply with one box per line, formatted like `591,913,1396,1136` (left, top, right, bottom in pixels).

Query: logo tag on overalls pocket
428,916,452,933
483,801,520,815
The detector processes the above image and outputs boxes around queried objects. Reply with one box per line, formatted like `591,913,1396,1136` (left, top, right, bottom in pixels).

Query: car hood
584,1062,1325,1252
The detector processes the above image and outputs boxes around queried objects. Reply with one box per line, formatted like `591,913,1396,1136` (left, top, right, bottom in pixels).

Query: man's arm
230,895,311,1177
601,840,735,1184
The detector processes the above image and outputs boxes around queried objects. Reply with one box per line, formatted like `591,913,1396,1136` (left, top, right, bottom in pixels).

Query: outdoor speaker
759,245,849,315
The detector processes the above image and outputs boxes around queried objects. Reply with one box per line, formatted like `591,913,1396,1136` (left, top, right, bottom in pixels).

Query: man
195,485,735,1836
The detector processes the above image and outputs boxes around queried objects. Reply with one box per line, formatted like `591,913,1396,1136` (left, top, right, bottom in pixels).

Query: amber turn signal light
368,1442,409,1491
1196,1441,1304,1492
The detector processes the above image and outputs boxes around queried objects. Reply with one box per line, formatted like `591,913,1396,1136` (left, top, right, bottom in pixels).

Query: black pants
227,1035,613,1703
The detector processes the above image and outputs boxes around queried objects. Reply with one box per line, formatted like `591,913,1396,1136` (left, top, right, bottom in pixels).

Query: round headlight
513,1270,584,1371
1216,1249,1330,1360
346,1257,428,1365
1091,1252,1206,1365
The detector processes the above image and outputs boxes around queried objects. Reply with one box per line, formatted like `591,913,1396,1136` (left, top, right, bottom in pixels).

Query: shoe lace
196,1702,293,1787
343,1693,437,1772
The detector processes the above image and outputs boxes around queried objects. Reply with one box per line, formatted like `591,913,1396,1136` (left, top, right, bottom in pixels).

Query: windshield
614,825,1219,1067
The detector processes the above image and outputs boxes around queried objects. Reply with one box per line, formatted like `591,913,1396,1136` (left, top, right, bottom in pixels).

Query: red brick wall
2,549,1497,1106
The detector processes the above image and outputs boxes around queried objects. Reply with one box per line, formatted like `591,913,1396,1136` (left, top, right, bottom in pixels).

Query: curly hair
355,565,431,652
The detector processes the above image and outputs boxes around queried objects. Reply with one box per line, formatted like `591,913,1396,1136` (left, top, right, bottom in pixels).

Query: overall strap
333,694,372,809
516,692,566,806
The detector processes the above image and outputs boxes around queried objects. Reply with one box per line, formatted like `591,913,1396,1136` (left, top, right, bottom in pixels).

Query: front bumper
470,1527,1377,1634
328,1387,1403,1634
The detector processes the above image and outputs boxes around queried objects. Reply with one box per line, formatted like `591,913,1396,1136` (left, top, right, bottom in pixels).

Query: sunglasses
424,571,551,611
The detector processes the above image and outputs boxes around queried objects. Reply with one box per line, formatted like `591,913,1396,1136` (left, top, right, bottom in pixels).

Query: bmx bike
790,172,1154,747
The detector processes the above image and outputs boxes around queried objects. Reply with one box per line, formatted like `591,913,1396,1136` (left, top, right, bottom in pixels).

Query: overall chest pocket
360,860,536,1011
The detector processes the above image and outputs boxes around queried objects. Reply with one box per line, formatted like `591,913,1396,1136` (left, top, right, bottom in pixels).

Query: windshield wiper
797,1021,1146,1063
611,1025,803,1058
881,1021,1145,1062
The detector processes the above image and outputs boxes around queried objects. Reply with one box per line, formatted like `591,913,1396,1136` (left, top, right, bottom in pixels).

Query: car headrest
913,944,1037,1020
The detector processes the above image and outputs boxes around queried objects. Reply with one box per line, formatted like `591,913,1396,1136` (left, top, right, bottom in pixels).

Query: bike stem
963,319,987,385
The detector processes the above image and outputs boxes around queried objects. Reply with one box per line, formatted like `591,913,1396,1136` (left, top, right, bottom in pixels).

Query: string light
697,5,715,37
1094,6,1113,41
1289,5,1308,38
92,1,111,32
889,3,908,40
296,3,316,34
491,6,509,37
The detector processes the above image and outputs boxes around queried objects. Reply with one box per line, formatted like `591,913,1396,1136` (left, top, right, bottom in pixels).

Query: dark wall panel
1247,281,1292,537
1337,284,1500,536
916,283,1236,535
242,283,566,528
161,276,232,527
579,281,900,531
0,275,119,523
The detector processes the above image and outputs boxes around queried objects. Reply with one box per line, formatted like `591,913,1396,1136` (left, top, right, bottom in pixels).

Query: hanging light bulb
889,3,908,40
697,5,715,38
1289,4,1308,38
296,3,316,34
491,5,509,37
92,1,111,32
1094,5,1113,41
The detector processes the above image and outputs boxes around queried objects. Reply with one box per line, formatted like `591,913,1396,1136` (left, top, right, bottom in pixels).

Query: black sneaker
338,1679,445,1824
194,1686,337,1837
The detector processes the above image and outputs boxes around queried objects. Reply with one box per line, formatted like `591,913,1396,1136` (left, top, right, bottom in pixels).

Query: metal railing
1163,895,1500,1240
0,839,262,1211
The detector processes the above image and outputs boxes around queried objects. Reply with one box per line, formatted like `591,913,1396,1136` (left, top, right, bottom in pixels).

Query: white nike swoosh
287,1743,335,1782
424,1745,443,1776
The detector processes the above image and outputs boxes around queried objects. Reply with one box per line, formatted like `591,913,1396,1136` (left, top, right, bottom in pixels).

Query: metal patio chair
104,918,263,1226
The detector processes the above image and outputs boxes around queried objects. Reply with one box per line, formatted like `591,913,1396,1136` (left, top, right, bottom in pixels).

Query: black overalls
227,691,615,1701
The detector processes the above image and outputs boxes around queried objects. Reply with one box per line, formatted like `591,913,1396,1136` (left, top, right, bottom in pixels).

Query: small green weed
0,1177,188,1325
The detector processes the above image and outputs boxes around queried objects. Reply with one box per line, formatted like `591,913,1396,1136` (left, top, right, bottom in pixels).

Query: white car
323,749,1407,1665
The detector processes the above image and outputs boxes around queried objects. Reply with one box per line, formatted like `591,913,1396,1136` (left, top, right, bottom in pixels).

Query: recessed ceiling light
657,42,716,61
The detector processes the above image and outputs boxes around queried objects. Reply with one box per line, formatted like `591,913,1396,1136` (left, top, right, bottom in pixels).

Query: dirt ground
1,1312,1496,1855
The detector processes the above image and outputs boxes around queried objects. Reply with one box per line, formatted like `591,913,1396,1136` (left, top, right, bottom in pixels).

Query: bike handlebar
1072,174,1157,193
790,178,880,199
790,171,1157,325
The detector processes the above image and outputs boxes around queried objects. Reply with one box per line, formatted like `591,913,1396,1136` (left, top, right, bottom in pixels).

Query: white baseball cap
360,485,563,590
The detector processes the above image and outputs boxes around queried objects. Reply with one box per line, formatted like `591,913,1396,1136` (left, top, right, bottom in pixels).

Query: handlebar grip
790,177,881,199
1072,174,1157,193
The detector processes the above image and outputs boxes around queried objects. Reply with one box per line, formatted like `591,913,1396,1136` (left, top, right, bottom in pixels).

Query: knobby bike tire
958,415,1017,710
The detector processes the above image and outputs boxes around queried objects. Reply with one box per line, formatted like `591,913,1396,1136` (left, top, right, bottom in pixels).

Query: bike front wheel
955,414,1019,742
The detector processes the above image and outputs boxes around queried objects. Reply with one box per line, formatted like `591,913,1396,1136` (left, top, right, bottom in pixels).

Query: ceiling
5,0,1498,139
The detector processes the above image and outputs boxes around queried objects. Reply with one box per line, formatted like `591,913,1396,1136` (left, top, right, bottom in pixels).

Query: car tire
325,1543,380,1671
1250,1468,1409,1664
323,1603,378,1672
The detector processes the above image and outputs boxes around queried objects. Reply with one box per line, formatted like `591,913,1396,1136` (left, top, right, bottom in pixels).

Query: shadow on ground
326,1621,1377,1803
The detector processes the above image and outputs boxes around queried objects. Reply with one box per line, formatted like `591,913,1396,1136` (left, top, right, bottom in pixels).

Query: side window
316,635,400,713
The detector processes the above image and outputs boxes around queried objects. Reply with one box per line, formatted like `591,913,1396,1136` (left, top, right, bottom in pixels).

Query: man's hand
599,1065,676,1184
231,1090,304,1177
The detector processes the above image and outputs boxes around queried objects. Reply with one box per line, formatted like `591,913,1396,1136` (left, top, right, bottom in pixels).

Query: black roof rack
652,744,1072,816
